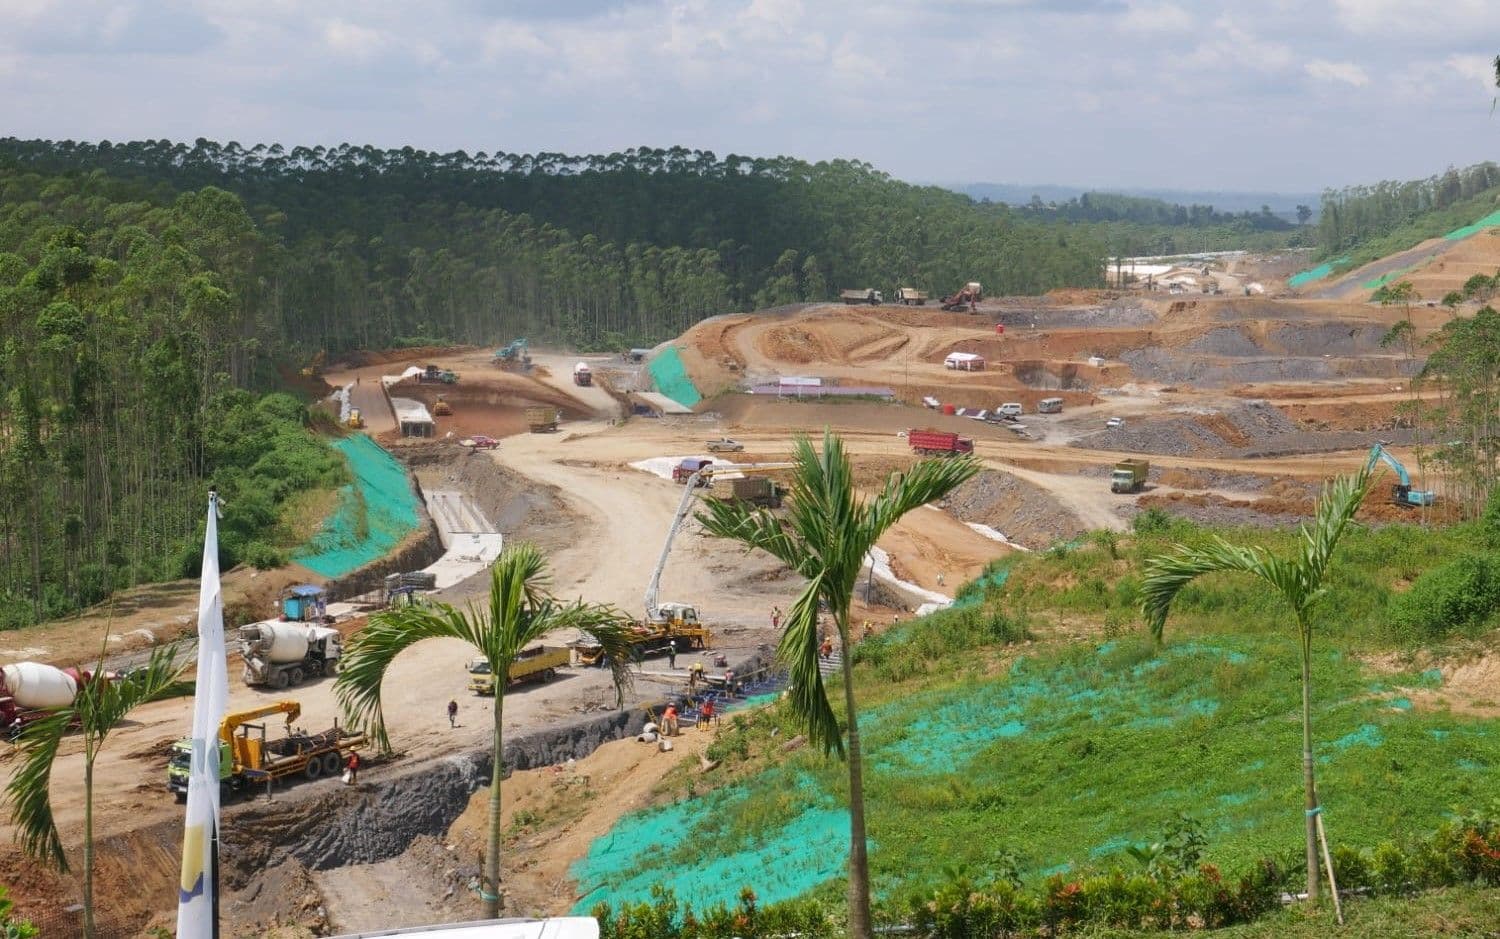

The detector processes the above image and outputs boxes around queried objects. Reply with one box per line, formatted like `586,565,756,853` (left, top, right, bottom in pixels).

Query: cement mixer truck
240,622,342,689
573,362,593,386
0,662,96,739
239,584,342,688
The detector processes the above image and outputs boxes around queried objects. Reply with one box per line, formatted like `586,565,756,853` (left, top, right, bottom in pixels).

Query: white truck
240,622,342,689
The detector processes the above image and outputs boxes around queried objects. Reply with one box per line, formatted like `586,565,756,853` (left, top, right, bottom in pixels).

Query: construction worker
700,699,715,729
689,662,703,690
772,606,782,629
345,751,360,786
667,644,677,669
723,669,735,695
663,704,679,737
447,699,458,728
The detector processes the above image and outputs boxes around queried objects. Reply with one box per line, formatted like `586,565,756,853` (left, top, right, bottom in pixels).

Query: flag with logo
176,493,229,938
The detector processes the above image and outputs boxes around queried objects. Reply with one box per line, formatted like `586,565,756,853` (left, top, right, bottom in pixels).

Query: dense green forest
0,138,1112,352
0,168,344,627
1316,161,1500,259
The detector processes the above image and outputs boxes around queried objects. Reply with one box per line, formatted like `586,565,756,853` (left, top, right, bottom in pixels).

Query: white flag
177,493,229,938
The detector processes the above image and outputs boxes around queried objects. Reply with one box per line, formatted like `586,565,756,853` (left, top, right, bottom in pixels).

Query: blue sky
1,0,1496,191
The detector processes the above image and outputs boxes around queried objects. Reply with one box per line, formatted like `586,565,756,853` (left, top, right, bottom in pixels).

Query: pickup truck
706,437,744,452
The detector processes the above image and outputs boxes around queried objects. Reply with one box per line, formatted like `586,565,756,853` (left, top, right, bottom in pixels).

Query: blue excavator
493,338,532,372
1366,443,1435,507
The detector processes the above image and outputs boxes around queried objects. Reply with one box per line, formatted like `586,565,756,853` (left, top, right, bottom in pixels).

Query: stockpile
1071,403,1298,457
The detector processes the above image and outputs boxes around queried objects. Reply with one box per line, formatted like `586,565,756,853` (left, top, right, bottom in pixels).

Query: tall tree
695,431,977,938
334,544,636,919
1139,465,1372,906
3,644,185,939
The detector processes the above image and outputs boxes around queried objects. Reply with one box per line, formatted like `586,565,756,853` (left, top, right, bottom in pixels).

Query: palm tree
1139,465,1372,906
4,643,185,939
695,430,978,939
334,543,636,919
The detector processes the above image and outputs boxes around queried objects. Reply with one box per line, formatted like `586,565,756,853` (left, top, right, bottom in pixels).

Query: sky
1,0,1497,193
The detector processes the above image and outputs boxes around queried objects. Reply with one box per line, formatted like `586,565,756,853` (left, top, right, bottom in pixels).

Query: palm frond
1298,464,1372,586
87,643,187,733
335,604,466,751
779,572,843,756
1140,537,1289,642
695,496,811,576
865,454,980,547
552,601,637,707
3,709,73,872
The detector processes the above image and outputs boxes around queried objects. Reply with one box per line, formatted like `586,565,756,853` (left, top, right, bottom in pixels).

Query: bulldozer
433,395,453,416
940,282,983,313
300,350,326,378
346,407,365,429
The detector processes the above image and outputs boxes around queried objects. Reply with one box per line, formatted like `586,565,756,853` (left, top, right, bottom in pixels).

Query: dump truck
1,663,97,739
572,363,592,386
419,365,458,384
239,585,342,688
895,287,928,306
1110,459,1150,493
705,437,744,452
840,288,883,305
907,429,975,456
718,476,783,508
166,700,363,801
525,406,560,433
467,645,572,695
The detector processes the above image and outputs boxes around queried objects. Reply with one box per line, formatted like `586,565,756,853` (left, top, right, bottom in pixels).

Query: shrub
1387,553,1500,640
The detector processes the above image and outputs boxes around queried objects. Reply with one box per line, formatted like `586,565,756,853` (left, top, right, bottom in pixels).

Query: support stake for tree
1313,808,1343,926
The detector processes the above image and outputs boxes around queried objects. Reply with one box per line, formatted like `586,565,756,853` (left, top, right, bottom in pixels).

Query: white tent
944,352,985,371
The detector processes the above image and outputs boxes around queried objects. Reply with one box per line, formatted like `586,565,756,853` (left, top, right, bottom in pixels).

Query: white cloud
1331,0,1500,38
1119,2,1193,34
1305,58,1368,87
322,19,385,59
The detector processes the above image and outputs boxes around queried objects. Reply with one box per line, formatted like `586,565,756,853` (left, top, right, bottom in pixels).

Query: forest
0,138,1111,353
0,168,344,627
1316,161,1500,257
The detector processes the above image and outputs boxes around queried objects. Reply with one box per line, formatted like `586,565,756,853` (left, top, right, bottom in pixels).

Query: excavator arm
1366,444,1412,488
219,700,301,745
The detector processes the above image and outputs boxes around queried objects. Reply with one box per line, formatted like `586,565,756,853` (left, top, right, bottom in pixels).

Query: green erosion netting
573,634,1498,912
1287,256,1349,288
1444,209,1500,241
571,777,849,913
1363,264,1422,290
648,346,702,408
294,434,421,577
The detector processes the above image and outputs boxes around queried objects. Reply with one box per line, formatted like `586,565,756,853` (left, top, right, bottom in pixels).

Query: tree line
0,138,1111,352
1316,162,1500,255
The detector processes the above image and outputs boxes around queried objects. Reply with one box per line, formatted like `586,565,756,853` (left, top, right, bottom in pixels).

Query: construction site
4,239,1500,937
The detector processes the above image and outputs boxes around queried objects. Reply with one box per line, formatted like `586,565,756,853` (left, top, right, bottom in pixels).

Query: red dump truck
907,429,974,457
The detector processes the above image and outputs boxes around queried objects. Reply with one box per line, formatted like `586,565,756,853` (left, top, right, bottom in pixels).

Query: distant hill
954,182,1321,222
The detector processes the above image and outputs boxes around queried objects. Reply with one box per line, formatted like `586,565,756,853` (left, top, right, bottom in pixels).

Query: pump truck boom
1366,443,1435,507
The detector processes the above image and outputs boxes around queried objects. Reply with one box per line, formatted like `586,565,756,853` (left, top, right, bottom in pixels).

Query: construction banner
176,492,229,938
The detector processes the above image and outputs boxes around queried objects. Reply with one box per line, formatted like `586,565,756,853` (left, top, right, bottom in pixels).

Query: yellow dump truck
570,620,712,667
467,645,571,695
525,406,560,433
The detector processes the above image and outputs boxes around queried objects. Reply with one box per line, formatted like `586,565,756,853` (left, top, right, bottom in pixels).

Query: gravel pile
992,299,1157,329
944,470,1085,549
1071,402,1298,457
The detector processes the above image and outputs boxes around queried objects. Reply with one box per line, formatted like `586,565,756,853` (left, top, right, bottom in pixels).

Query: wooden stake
1315,811,1344,926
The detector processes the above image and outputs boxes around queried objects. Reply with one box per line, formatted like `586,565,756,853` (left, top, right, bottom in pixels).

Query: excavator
300,350,326,378
940,282,983,313
166,700,363,800
494,338,533,372
1367,443,1436,507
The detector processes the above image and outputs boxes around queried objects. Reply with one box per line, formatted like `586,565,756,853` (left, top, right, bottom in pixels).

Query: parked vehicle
1110,459,1150,493
997,402,1024,417
705,437,744,452
418,364,458,384
907,429,975,456
895,287,928,306
1038,397,1063,414
717,476,783,508
461,435,499,450
0,663,99,739
1106,417,1125,429
840,288,883,305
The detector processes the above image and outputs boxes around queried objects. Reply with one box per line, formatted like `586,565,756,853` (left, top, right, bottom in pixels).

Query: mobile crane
166,700,363,801
1366,443,1435,507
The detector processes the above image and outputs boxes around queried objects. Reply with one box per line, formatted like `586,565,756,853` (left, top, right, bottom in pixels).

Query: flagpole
211,820,221,939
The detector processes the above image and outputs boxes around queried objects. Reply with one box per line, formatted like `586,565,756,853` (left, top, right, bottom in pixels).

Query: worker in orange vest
662,704,679,737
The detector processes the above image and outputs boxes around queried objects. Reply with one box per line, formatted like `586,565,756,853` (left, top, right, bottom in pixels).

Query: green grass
575,514,1500,932
1328,190,1500,277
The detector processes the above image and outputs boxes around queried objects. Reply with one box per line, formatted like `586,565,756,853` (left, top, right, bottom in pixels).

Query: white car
1106,417,1125,429
997,402,1024,417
